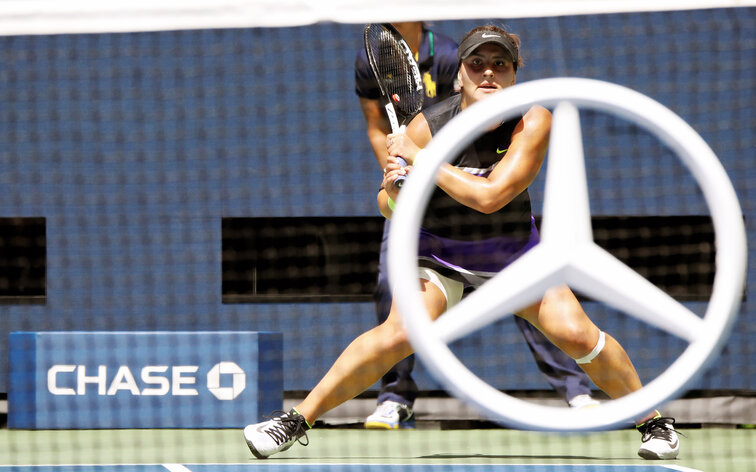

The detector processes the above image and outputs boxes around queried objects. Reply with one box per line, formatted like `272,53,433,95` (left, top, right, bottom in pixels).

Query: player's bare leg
243,279,446,459
517,286,642,399
517,285,679,459
296,279,447,425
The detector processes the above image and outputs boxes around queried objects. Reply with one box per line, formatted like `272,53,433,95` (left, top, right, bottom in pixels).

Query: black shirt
419,94,534,242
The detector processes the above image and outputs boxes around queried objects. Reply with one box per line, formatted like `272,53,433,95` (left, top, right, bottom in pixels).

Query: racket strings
366,27,423,116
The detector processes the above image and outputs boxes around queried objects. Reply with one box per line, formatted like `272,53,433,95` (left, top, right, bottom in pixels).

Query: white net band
2,0,756,35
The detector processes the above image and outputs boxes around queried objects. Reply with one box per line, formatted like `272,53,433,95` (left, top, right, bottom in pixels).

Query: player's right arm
358,97,392,170
377,113,432,219
377,156,407,219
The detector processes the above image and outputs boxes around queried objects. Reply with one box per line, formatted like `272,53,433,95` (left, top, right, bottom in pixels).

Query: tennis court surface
1,428,753,471
1,2,754,472
0,466,718,472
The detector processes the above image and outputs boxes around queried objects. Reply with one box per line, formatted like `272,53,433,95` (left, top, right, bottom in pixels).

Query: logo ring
388,78,747,431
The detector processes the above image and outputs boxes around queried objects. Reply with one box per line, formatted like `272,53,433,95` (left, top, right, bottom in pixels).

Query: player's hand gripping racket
364,23,425,188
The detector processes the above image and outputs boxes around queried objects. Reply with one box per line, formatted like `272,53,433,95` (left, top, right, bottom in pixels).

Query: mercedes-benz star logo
388,78,747,432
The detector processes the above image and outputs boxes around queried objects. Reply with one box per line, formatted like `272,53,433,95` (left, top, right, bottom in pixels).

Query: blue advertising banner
8,331,282,429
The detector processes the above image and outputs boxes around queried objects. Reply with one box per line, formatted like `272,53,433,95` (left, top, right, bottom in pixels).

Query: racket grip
392,126,407,187
394,157,408,188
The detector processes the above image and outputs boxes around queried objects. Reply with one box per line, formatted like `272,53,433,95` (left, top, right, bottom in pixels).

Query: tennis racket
364,23,425,188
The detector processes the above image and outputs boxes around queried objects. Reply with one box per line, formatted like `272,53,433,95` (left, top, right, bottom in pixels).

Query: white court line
163,465,193,472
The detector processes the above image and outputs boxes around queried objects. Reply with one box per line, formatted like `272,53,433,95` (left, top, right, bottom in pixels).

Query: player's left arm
378,113,433,219
434,105,551,214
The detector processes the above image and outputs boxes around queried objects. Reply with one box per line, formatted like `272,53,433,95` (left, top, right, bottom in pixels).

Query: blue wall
1,8,754,393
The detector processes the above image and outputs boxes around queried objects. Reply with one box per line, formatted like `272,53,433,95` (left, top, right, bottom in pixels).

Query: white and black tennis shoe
637,416,680,460
243,409,310,459
364,400,415,429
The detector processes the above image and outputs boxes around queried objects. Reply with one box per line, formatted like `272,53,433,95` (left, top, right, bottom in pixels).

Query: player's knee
548,320,591,356
378,317,411,352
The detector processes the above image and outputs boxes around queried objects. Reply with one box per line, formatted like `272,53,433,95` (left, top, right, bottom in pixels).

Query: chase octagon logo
207,361,246,400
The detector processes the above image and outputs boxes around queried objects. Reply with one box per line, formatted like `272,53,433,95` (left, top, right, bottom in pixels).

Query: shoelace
639,416,679,443
263,411,309,447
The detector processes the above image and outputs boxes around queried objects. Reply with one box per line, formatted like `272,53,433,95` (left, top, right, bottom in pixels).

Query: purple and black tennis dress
418,94,540,288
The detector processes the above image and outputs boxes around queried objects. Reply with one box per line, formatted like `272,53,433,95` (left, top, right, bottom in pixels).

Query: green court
1,427,753,471
1,3,754,472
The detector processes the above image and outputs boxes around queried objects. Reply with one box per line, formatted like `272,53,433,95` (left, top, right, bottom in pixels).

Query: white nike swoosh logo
481,34,501,38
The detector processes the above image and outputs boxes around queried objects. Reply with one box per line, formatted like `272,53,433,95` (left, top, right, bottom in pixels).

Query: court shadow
419,453,634,461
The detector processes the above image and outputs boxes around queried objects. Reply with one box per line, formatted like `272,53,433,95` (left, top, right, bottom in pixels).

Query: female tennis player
244,25,680,461
357,22,597,431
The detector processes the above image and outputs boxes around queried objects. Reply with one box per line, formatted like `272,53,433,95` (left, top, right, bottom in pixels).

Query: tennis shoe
568,394,600,409
637,415,680,460
365,400,415,429
243,409,309,459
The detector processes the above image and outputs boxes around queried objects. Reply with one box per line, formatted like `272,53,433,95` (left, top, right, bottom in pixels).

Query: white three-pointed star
431,102,704,345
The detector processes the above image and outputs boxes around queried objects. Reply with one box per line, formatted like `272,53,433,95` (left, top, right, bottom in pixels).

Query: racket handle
392,126,408,187
394,157,408,188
